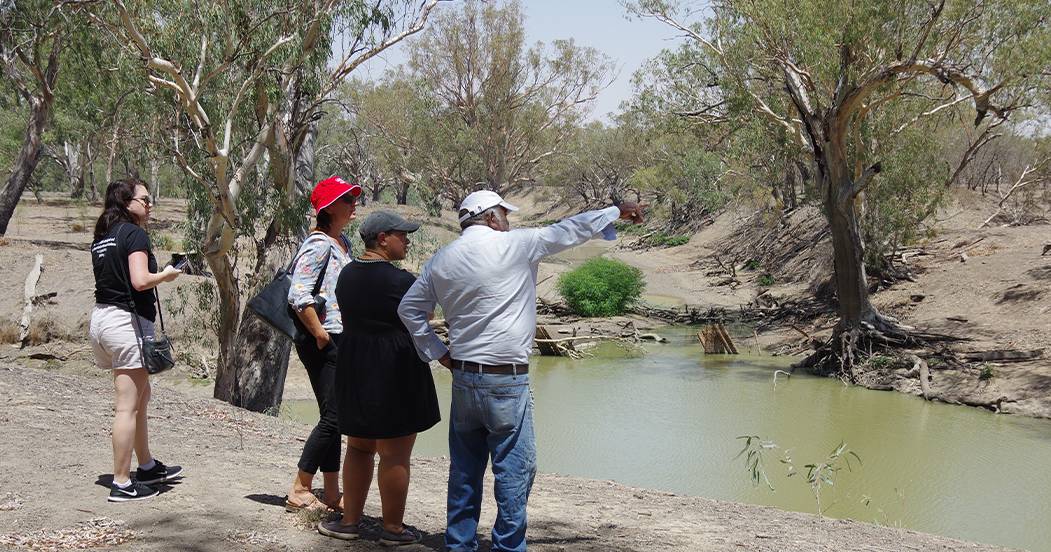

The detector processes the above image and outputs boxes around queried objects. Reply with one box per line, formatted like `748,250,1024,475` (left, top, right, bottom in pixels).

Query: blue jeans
446,370,536,552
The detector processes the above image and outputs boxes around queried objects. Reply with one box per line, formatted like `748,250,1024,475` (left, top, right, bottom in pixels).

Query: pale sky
353,0,686,122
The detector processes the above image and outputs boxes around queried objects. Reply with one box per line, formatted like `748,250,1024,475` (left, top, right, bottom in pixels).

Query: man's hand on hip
617,201,645,224
438,353,453,370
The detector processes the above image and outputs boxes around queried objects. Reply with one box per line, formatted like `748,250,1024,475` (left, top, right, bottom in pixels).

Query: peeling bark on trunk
149,156,161,205
207,233,242,402
224,122,317,413
104,124,119,185
824,144,877,332
84,141,98,201
0,96,52,236
65,141,85,199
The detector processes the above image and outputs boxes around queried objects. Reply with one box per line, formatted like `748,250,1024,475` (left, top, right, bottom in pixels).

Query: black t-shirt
91,222,158,321
336,259,416,333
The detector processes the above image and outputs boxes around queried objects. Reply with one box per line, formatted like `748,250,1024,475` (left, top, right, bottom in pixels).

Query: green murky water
282,328,1051,551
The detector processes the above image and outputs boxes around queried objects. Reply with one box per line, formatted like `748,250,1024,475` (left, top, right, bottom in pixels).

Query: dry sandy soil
0,190,1045,550
0,363,1016,552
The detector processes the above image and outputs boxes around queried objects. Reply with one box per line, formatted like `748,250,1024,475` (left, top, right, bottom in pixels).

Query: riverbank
0,362,1018,552
1,193,1048,419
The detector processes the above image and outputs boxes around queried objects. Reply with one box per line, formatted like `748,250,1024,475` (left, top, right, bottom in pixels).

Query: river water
282,327,1051,551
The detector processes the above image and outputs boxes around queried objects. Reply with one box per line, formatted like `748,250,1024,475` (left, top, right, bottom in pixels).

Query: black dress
334,258,440,439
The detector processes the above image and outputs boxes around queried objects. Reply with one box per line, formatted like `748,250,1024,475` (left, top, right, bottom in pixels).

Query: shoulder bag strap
153,287,167,335
312,247,333,296
291,231,334,296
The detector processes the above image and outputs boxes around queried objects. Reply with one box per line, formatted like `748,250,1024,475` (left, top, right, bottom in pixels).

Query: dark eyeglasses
340,194,357,205
132,195,153,207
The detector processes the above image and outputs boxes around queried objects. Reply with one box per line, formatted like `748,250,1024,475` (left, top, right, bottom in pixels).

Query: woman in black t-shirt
318,211,439,546
89,178,182,502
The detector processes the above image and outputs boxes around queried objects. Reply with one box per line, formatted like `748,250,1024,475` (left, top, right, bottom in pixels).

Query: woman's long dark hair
93,179,143,242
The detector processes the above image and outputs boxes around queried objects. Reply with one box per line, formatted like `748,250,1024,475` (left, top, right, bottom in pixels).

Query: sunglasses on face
132,195,153,208
340,194,357,205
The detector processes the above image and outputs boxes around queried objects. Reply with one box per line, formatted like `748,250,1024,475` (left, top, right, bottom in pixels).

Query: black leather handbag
137,295,175,374
246,235,331,343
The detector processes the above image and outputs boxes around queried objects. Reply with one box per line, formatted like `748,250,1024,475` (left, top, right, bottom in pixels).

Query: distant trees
326,0,614,212
0,0,69,234
631,0,1051,377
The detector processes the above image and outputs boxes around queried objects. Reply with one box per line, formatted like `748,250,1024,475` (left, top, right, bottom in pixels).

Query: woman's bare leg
112,369,148,484
341,438,377,525
133,376,152,466
376,434,417,533
288,470,317,507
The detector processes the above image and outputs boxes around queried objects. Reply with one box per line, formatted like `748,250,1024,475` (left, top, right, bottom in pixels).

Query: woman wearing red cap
284,176,361,512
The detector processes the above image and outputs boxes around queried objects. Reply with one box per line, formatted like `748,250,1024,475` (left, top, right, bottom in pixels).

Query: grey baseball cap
358,210,421,242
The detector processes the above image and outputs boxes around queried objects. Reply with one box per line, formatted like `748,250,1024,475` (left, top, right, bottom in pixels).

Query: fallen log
18,254,44,347
31,291,58,306
962,349,1044,362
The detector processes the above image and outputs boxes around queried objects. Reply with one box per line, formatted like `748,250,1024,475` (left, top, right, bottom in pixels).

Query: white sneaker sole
107,491,159,502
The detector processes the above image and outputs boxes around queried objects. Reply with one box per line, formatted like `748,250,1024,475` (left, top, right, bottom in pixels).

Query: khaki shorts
89,304,155,371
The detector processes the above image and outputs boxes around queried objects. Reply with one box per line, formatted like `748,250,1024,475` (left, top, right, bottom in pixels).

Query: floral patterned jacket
287,231,352,334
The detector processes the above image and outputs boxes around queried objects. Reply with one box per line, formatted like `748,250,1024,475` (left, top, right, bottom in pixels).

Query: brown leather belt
452,359,529,375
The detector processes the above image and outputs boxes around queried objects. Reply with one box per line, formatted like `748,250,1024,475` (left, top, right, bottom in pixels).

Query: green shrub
558,257,645,317
152,233,177,251
867,354,893,370
614,220,648,235
651,232,690,247
978,364,995,380
757,273,775,287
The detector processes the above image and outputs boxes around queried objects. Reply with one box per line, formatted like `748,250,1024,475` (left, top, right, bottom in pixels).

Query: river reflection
282,327,1051,552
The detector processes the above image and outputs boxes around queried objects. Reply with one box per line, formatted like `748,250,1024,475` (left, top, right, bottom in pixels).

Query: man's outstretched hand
617,201,645,224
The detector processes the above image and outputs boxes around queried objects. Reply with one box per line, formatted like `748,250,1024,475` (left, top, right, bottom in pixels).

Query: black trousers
295,333,342,474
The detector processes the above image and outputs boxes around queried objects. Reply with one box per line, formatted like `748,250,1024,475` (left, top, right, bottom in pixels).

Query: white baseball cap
457,190,519,223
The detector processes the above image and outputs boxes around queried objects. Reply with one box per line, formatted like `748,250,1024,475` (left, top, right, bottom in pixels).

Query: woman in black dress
318,211,439,546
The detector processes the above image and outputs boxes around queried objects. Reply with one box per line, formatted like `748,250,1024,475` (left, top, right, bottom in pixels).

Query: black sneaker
108,480,159,502
135,460,184,485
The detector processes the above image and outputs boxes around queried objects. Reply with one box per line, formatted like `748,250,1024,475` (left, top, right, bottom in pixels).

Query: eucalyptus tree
0,0,73,234
631,0,1051,378
322,75,431,205
407,0,613,206
88,0,445,408
546,121,645,208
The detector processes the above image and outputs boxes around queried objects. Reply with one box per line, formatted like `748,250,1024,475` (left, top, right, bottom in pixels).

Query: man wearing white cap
398,190,643,552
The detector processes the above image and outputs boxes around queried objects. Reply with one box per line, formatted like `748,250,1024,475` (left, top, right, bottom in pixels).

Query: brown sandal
321,495,343,513
284,495,326,513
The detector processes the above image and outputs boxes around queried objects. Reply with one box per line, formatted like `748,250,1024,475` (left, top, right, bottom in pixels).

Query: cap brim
499,201,519,212
393,221,421,233
315,185,363,213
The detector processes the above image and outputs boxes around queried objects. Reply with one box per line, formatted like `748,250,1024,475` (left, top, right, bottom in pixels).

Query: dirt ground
0,363,1016,552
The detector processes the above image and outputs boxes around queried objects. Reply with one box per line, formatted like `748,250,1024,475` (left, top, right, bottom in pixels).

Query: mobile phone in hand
169,253,189,271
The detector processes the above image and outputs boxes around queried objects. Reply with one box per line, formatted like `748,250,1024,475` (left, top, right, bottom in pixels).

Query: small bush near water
557,257,645,317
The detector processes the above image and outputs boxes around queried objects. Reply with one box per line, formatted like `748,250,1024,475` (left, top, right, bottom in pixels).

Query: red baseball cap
310,176,362,214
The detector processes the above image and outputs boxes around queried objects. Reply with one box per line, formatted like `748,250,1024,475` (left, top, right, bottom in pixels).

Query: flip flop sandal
284,495,325,513
317,520,361,541
379,525,422,547
321,494,344,513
